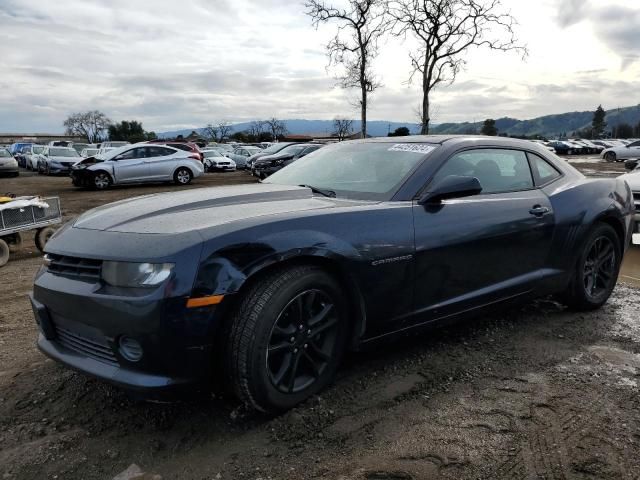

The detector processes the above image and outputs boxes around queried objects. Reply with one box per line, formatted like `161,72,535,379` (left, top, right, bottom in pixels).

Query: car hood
71,183,347,234
619,172,640,191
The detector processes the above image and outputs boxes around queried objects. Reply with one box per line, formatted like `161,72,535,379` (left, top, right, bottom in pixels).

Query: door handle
529,205,550,216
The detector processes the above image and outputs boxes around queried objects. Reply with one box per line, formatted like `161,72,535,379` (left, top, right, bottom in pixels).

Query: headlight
101,261,174,288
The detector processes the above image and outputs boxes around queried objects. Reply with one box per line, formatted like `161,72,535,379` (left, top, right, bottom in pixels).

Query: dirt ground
1,160,640,480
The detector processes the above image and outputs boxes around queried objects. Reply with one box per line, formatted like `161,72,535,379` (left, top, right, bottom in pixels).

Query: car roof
355,135,559,149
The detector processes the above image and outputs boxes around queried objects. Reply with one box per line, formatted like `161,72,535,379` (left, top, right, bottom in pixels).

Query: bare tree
63,110,111,143
333,117,354,140
203,121,234,142
306,0,389,139
217,121,233,142
264,118,288,141
248,121,265,139
389,0,527,134
203,123,219,142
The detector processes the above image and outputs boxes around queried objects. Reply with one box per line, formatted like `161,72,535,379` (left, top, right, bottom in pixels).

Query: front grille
55,325,118,366
47,254,102,281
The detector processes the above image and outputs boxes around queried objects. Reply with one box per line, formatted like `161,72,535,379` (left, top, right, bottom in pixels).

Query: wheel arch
593,213,626,255
216,253,367,351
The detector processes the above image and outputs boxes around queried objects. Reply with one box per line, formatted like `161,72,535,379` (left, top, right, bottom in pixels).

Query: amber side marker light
186,295,225,308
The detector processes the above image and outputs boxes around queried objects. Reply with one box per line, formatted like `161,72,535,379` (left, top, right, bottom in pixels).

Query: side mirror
418,175,483,205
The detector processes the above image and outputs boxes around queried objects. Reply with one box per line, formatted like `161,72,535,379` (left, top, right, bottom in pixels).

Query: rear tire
174,167,193,185
5,232,23,253
35,227,55,253
561,223,621,311
0,239,9,267
223,265,349,413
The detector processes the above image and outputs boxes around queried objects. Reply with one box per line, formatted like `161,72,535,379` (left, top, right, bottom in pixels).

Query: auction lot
2,159,640,480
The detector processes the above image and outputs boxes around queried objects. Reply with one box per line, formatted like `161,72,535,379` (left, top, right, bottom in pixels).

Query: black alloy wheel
561,222,621,311
582,235,616,302
223,265,348,412
266,289,339,394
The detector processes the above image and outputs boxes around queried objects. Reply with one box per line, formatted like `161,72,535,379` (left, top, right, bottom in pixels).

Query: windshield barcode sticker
388,144,436,154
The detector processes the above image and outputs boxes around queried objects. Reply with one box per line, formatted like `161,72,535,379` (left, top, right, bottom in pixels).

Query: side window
528,153,561,186
114,148,146,160
148,147,173,157
431,149,534,194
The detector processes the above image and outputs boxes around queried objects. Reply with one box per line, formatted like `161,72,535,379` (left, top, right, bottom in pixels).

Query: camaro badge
371,254,414,266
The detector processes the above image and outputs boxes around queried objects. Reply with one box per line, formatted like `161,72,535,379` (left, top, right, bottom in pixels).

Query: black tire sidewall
569,223,621,310
93,172,111,190
243,268,348,412
174,168,192,185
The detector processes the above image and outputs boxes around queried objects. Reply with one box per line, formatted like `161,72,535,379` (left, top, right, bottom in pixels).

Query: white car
80,148,100,158
619,171,640,244
601,140,640,163
71,143,204,189
529,140,556,153
21,144,45,170
97,141,130,155
202,150,236,172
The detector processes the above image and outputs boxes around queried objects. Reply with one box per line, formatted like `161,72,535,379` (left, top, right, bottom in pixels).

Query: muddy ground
1,160,640,480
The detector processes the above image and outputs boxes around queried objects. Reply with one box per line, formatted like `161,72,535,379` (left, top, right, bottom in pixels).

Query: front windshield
261,143,291,154
50,148,79,157
33,146,44,154
276,144,308,156
203,150,224,158
0,148,10,157
264,141,437,200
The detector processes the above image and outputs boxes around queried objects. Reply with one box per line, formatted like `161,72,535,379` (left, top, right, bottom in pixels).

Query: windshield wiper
298,184,336,198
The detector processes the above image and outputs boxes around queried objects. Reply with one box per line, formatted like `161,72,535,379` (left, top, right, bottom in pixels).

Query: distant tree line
63,111,157,143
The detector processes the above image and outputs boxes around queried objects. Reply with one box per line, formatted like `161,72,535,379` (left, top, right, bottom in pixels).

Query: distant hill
431,105,640,138
159,119,421,139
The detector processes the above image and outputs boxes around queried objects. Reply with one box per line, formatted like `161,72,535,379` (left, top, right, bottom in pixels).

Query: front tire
604,152,616,162
562,223,621,311
93,171,112,190
224,265,349,413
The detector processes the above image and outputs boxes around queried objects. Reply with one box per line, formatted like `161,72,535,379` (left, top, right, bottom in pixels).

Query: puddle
620,246,640,288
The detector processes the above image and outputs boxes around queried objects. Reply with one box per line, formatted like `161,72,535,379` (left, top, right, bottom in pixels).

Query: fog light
118,336,143,362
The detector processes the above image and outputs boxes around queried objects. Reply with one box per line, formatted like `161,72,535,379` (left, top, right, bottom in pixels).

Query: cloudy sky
0,0,638,133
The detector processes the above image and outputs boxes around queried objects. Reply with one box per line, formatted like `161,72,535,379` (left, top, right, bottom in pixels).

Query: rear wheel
93,171,112,190
174,167,192,185
5,232,23,253
224,265,349,412
604,152,616,162
562,223,621,311
0,239,9,267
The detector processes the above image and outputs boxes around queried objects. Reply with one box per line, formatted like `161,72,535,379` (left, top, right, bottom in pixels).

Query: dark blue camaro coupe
31,136,634,412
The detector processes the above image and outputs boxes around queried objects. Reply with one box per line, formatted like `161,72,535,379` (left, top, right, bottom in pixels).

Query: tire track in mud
488,379,609,480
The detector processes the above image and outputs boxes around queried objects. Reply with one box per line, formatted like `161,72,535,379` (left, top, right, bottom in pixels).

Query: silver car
37,146,81,175
0,147,19,177
71,144,204,189
225,146,263,169
602,140,640,162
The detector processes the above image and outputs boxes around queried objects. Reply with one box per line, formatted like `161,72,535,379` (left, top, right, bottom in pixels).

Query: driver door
112,147,149,182
410,148,555,325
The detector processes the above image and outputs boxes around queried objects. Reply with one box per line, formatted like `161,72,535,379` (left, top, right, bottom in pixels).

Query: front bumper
31,267,221,395
0,164,19,175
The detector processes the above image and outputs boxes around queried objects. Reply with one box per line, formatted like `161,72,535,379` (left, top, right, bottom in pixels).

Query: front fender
191,229,362,297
